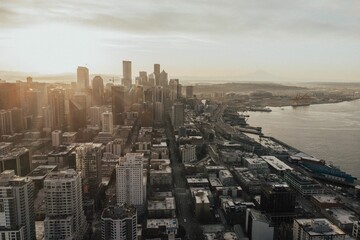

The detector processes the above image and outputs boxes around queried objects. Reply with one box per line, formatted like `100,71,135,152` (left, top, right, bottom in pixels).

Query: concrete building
146,219,178,238
243,156,269,174
106,139,124,156
101,204,137,240
284,171,324,196
293,218,345,240
92,76,104,106
0,142,13,155
148,197,176,218
102,111,113,133
116,153,144,207
193,189,211,219
47,145,76,167
27,165,57,191
44,169,86,240
260,156,293,173
48,88,65,130
0,170,35,240
179,144,196,163
122,60,132,89
0,109,13,135
246,209,274,240
112,85,126,125
311,194,344,209
353,221,360,239
149,159,172,186
219,170,235,186
186,86,194,99
0,147,31,176
51,130,62,147
76,143,104,195
62,132,77,145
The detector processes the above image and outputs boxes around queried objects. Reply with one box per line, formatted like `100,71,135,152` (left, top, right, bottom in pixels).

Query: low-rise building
284,171,324,196
149,159,172,186
233,168,262,194
293,218,346,240
311,194,344,209
62,132,77,145
186,177,209,188
146,218,178,237
322,208,358,232
260,156,293,173
243,156,269,174
147,197,176,218
219,170,235,186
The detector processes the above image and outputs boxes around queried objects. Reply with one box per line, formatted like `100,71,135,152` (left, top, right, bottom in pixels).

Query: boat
248,107,272,112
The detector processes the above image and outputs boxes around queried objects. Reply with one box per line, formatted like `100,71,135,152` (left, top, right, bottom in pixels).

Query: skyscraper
122,61,132,89
116,153,144,207
0,109,13,135
169,79,179,103
48,88,66,130
171,103,184,129
69,98,86,131
139,71,148,85
102,111,113,133
160,70,168,87
111,85,126,125
154,64,160,86
44,169,86,240
76,143,103,196
186,86,194,99
92,76,104,106
0,170,35,240
77,66,89,90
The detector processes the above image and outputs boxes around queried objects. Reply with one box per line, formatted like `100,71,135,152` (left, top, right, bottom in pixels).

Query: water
245,100,360,179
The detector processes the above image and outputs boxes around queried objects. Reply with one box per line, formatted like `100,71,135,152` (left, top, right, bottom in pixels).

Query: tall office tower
169,79,179,102
44,169,86,240
76,143,103,196
0,109,13,135
111,85,126,125
25,89,41,116
154,102,164,125
69,99,86,131
89,106,102,127
48,88,66,130
102,111,113,133
171,103,184,129
0,170,36,240
10,107,24,133
154,64,160,86
133,85,143,105
51,130,62,148
92,76,104,106
144,88,153,103
105,82,114,104
41,106,52,132
122,61,132,89
260,183,296,225
101,204,137,240
154,86,164,103
148,73,155,86
139,71,148,85
116,153,144,207
160,70,168,87
77,66,89,90
186,86,194,99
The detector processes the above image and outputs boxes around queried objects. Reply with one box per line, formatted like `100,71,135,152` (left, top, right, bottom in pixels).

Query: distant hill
193,82,307,94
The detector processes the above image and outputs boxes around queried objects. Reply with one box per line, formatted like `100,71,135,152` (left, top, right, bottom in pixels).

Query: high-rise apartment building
122,61,132,89
0,170,35,240
92,76,104,106
48,88,66,130
44,169,86,240
169,79,179,103
76,143,103,195
0,109,13,135
139,71,148,85
116,153,144,207
77,66,89,90
102,111,113,133
101,204,137,240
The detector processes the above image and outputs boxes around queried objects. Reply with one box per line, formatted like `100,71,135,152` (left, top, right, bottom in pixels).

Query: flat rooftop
102,204,136,220
312,194,341,204
326,208,358,225
261,156,293,171
296,218,345,236
148,197,175,210
147,218,178,229
27,165,57,180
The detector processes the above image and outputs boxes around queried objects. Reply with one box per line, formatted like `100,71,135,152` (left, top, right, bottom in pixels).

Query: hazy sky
1,0,360,81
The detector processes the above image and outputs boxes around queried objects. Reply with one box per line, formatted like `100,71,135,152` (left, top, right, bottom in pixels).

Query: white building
44,169,86,240
0,170,35,240
179,144,196,163
116,153,144,207
293,218,345,240
102,111,113,133
101,204,137,240
51,130,62,147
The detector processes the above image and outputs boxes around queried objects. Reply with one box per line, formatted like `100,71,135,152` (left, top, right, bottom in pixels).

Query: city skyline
1,0,360,82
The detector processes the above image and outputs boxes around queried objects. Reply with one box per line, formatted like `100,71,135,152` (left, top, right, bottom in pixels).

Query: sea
245,99,360,180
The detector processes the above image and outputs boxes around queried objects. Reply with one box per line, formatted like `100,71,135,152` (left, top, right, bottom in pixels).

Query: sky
0,0,360,82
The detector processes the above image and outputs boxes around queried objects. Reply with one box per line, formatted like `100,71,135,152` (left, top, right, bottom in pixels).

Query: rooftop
261,156,293,171
146,218,178,229
312,194,341,204
27,165,57,180
148,197,175,210
296,218,345,236
101,204,137,220
326,208,358,225
0,147,28,160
